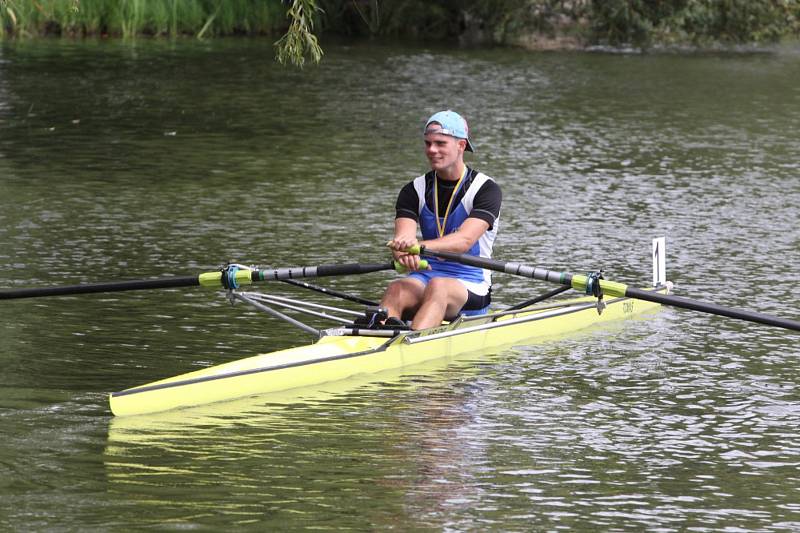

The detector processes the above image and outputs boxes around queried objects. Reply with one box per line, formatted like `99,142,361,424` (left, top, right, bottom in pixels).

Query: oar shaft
419,246,800,332
416,246,574,287
625,287,800,332
0,276,200,300
0,262,402,300
250,262,394,282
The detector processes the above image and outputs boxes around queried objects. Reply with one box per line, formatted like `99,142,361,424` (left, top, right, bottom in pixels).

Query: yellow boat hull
109,290,663,417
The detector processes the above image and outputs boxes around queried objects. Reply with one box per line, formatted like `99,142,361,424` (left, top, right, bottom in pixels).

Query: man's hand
387,238,429,271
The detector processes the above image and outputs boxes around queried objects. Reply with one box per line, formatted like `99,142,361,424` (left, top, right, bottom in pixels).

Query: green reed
2,0,797,63
0,0,286,38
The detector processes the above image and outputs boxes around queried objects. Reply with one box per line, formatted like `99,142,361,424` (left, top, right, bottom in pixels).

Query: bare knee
381,279,424,318
383,279,406,299
384,279,421,300
423,277,451,297
422,278,468,317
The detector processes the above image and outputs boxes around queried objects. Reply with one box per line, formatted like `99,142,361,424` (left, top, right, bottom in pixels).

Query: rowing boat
4,237,799,417
108,238,673,416
108,287,665,416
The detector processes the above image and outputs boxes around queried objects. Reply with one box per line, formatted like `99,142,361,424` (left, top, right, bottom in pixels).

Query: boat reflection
102,316,661,527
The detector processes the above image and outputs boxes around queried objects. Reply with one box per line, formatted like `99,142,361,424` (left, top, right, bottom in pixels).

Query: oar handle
393,259,428,274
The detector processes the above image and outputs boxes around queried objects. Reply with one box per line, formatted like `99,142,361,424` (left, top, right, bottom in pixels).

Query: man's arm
389,177,500,265
389,217,489,269
393,217,418,245
421,177,499,254
419,217,489,254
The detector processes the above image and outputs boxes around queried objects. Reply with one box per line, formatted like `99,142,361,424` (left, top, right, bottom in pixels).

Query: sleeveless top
398,168,501,295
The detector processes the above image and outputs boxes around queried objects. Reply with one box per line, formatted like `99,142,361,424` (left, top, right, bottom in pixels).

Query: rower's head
424,110,474,153
423,110,473,174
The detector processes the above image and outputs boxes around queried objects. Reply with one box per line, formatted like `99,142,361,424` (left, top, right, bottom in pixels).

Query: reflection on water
100,318,800,530
103,352,493,528
1,39,799,529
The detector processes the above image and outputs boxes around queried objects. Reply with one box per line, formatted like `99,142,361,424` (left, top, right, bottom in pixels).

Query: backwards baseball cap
424,110,474,152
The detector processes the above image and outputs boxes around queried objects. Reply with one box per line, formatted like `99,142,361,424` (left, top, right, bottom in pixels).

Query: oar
0,259,427,300
411,245,800,332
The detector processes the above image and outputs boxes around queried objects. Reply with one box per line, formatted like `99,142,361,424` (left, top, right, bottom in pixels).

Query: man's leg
380,277,426,321
411,277,468,330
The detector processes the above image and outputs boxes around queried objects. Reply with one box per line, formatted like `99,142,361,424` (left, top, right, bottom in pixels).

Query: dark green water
1,39,799,530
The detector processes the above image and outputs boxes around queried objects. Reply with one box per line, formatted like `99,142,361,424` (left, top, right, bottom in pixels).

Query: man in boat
381,110,502,330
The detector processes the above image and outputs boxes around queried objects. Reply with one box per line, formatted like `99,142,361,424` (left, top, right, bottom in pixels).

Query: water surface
1,39,799,530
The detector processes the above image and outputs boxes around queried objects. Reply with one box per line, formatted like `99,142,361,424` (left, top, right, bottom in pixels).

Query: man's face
424,127,465,172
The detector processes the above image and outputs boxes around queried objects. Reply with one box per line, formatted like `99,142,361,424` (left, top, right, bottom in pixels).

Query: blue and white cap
424,110,474,152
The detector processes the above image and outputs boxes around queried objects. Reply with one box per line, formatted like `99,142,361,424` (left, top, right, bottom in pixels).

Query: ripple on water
0,41,798,530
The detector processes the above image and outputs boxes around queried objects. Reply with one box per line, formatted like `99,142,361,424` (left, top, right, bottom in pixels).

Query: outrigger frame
226,275,643,341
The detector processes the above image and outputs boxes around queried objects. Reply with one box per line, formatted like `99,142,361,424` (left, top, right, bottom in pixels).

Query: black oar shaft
253,262,394,281
0,262,398,300
625,287,800,332
419,247,572,285
0,276,200,300
420,246,800,333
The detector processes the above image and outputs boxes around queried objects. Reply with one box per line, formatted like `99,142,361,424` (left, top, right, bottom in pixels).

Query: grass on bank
0,0,286,38
1,0,798,57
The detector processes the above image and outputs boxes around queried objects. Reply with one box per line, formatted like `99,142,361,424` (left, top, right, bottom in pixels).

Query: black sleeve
395,181,419,222
468,179,502,229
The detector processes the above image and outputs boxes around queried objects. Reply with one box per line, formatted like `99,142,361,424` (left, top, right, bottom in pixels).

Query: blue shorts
408,270,491,316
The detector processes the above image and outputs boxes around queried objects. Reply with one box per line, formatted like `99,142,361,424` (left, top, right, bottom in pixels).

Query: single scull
3,238,798,417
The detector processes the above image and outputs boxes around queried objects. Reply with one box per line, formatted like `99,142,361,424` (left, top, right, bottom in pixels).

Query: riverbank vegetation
2,0,799,65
